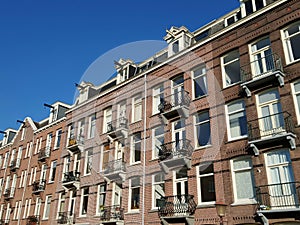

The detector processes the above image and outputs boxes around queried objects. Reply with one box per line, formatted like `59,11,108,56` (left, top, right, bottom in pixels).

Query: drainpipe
141,73,147,225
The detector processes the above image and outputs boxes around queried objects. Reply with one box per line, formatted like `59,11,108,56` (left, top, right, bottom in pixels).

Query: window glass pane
228,101,244,113
294,82,300,92
224,51,239,64
197,123,211,146
290,35,300,61
200,175,216,202
236,170,255,199
199,164,213,174
224,60,240,85
258,90,279,104
194,76,207,97
233,158,251,170
196,111,209,123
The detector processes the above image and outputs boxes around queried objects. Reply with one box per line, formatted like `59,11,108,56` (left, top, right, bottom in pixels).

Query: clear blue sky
0,0,239,132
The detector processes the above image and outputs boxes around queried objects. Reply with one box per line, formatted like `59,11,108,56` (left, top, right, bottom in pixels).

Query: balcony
256,182,300,220
158,90,190,124
62,171,80,189
158,195,196,225
38,147,50,162
241,53,285,97
159,139,193,173
100,205,124,223
57,212,75,224
248,112,296,155
106,117,128,142
103,159,126,183
67,135,84,153
32,180,46,194
9,158,20,171
26,215,39,225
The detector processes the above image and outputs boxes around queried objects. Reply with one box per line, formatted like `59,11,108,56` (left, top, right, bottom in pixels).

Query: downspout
141,73,147,225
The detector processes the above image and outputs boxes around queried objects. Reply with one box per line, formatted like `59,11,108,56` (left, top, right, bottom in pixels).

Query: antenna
16,120,25,125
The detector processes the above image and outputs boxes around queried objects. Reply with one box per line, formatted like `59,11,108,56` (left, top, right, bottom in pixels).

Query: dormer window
224,11,241,27
172,41,179,54
115,59,137,84
240,0,266,17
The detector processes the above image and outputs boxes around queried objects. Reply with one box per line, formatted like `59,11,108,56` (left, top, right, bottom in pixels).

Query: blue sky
0,0,239,132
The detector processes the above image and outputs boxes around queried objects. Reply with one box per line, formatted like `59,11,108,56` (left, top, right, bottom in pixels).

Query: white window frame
192,64,208,99
84,149,93,176
152,126,164,159
291,80,300,125
34,197,42,216
152,173,165,209
221,50,241,87
57,192,65,218
231,156,256,204
3,152,9,169
131,133,141,165
48,160,57,183
96,184,106,215
225,100,247,141
103,107,112,133
152,85,164,115
43,195,52,220
194,111,211,148
196,163,216,205
100,144,110,172
241,0,266,17
88,114,96,139
128,177,140,211
21,126,26,140
54,129,62,149
281,21,300,65
132,95,142,123
13,201,18,220
80,187,89,217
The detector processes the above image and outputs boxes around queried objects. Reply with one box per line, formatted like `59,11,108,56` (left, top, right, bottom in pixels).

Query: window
25,142,30,158
54,129,62,149
152,174,165,209
78,119,85,140
96,184,106,215
34,197,42,216
57,192,65,217
129,177,140,210
250,37,273,77
34,138,39,155
23,199,30,219
4,203,11,224
2,152,9,169
84,149,93,175
13,201,18,220
226,100,247,140
131,133,141,164
10,174,17,197
231,157,256,203
21,126,26,140
242,0,266,16
103,107,112,133
197,163,216,204
101,144,110,171
43,195,52,220
282,21,300,64
0,155,2,168
80,188,89,216
193,65,208,98
68,191,76,218
257,89,283,137
172,40,179,54
195,111,211,147
88,114,96,138
132,95,142,122
221,50,241,87
153,126,164,159
49,161,57,183
292,81,300,124
153,85,164,114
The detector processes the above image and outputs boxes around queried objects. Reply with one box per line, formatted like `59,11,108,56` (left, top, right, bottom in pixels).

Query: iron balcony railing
157,195,197,217
10,158,21,170
63,171,80,183
26,215,39,225
67,135,84,148
32,180,46,193
158,90,190,114
104,159,126,175
100,205,124,221
159,139,193,161
241,53,283,82
248,111,294,141
38,147,51,161
256,182,300,210
107,117,128,133
57,212,75,224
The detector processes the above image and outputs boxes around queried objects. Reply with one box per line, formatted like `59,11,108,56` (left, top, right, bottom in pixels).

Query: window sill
149,158,159,162
231,199,257,206
125,210,140,215
197,202,216,208
222,81,242,90
78,215,87,218
129,162,141,166
226,136,248,143
130,119,142,125
195,144,212,151
192,94,208,101
149,208,158,213
285,58,300,67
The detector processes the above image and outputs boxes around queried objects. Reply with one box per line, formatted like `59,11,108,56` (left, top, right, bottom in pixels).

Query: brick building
1,0,300,224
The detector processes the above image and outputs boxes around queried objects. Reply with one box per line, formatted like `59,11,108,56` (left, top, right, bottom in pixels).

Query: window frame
291,80,300,125
96,183,107,215
152,173,165,209
54,129,62,149
84,148,93,176
192,64,208,99
132,94,142,123
152,126,164,160
43,195,52,220
194,111,211,148
221,50,241,88
80,187,89,217
129,177,140,211
281,21,300,64
88,114,96,139
131,133,141,165
152,85,164,115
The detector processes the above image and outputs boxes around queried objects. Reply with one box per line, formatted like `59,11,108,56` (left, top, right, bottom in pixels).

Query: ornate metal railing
104,159,126,175
38,147,51,161
248,111,294,141
100,205,124,221
158,90,190,113
62,171,80,183
32,180,46,193
159,139,193,161
26,215,39,225
157,195,197,217
107,117,128,133
241,53,283,82
67,135,84,147
256,182,300,210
